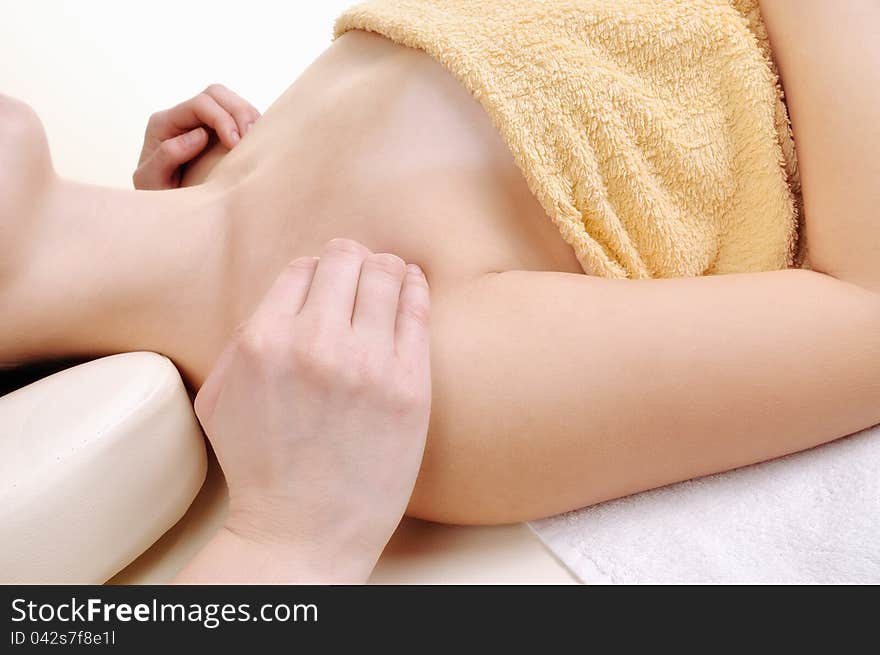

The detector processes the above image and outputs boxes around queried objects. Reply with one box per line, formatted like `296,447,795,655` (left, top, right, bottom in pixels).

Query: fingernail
230,129,240,145
407,264,424,277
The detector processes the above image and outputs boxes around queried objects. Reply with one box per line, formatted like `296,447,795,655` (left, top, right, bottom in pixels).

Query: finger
203,84,261,137
299,239,371,325
164,93,241,149
352,253,407,341
249,256,320,329
395,264,431,360
132,127,208,190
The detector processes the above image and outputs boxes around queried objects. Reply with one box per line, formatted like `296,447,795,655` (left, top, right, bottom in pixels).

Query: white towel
529,425,880,584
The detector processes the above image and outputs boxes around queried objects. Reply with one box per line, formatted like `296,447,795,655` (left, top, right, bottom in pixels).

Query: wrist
222,490,387,584
221,523,373,584
175,524,371,585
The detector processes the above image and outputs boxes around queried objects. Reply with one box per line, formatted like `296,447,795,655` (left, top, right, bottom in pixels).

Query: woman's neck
1,175,234,385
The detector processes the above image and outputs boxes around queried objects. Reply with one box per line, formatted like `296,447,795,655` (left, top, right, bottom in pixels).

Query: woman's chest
189,31,582,296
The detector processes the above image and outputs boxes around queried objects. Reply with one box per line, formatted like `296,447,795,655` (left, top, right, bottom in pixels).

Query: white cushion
0,352,206,583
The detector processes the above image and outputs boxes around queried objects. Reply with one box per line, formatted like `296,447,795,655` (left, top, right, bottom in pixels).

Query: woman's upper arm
409,268,880,524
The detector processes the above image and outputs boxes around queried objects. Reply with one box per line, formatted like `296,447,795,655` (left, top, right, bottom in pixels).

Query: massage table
0,353,575,584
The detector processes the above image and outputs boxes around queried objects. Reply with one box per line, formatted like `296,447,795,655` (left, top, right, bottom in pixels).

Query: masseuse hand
132,84,259,190
175,239,432,584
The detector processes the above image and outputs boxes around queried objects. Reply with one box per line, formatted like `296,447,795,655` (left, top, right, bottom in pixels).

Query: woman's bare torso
182,30,582,328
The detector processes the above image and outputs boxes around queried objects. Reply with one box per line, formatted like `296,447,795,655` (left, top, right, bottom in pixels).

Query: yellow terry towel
335,0,802,278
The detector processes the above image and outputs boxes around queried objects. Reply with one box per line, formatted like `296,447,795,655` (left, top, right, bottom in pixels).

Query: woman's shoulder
0,95,53,191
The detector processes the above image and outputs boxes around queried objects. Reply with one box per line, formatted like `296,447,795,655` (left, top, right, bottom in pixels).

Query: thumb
132,127,209,190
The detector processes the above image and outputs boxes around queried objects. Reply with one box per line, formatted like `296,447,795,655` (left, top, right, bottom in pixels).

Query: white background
0,1,354,186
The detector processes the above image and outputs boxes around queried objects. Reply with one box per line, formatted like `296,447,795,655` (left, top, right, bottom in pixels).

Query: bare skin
3,3,880,524
176,242,432,584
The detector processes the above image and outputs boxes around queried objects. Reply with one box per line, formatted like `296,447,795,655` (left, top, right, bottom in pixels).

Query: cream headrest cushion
0,352,206,583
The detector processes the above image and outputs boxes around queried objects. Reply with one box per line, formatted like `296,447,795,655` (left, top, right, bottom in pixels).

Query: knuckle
342,348,385,393
205,83,226,96
323,237,368,258
232,322,268,361
234,322,295,376
364,253,406,278
386,381,426,415
288,321,341,385
194,92,213,111
146,110,165,129
292,343,340,390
